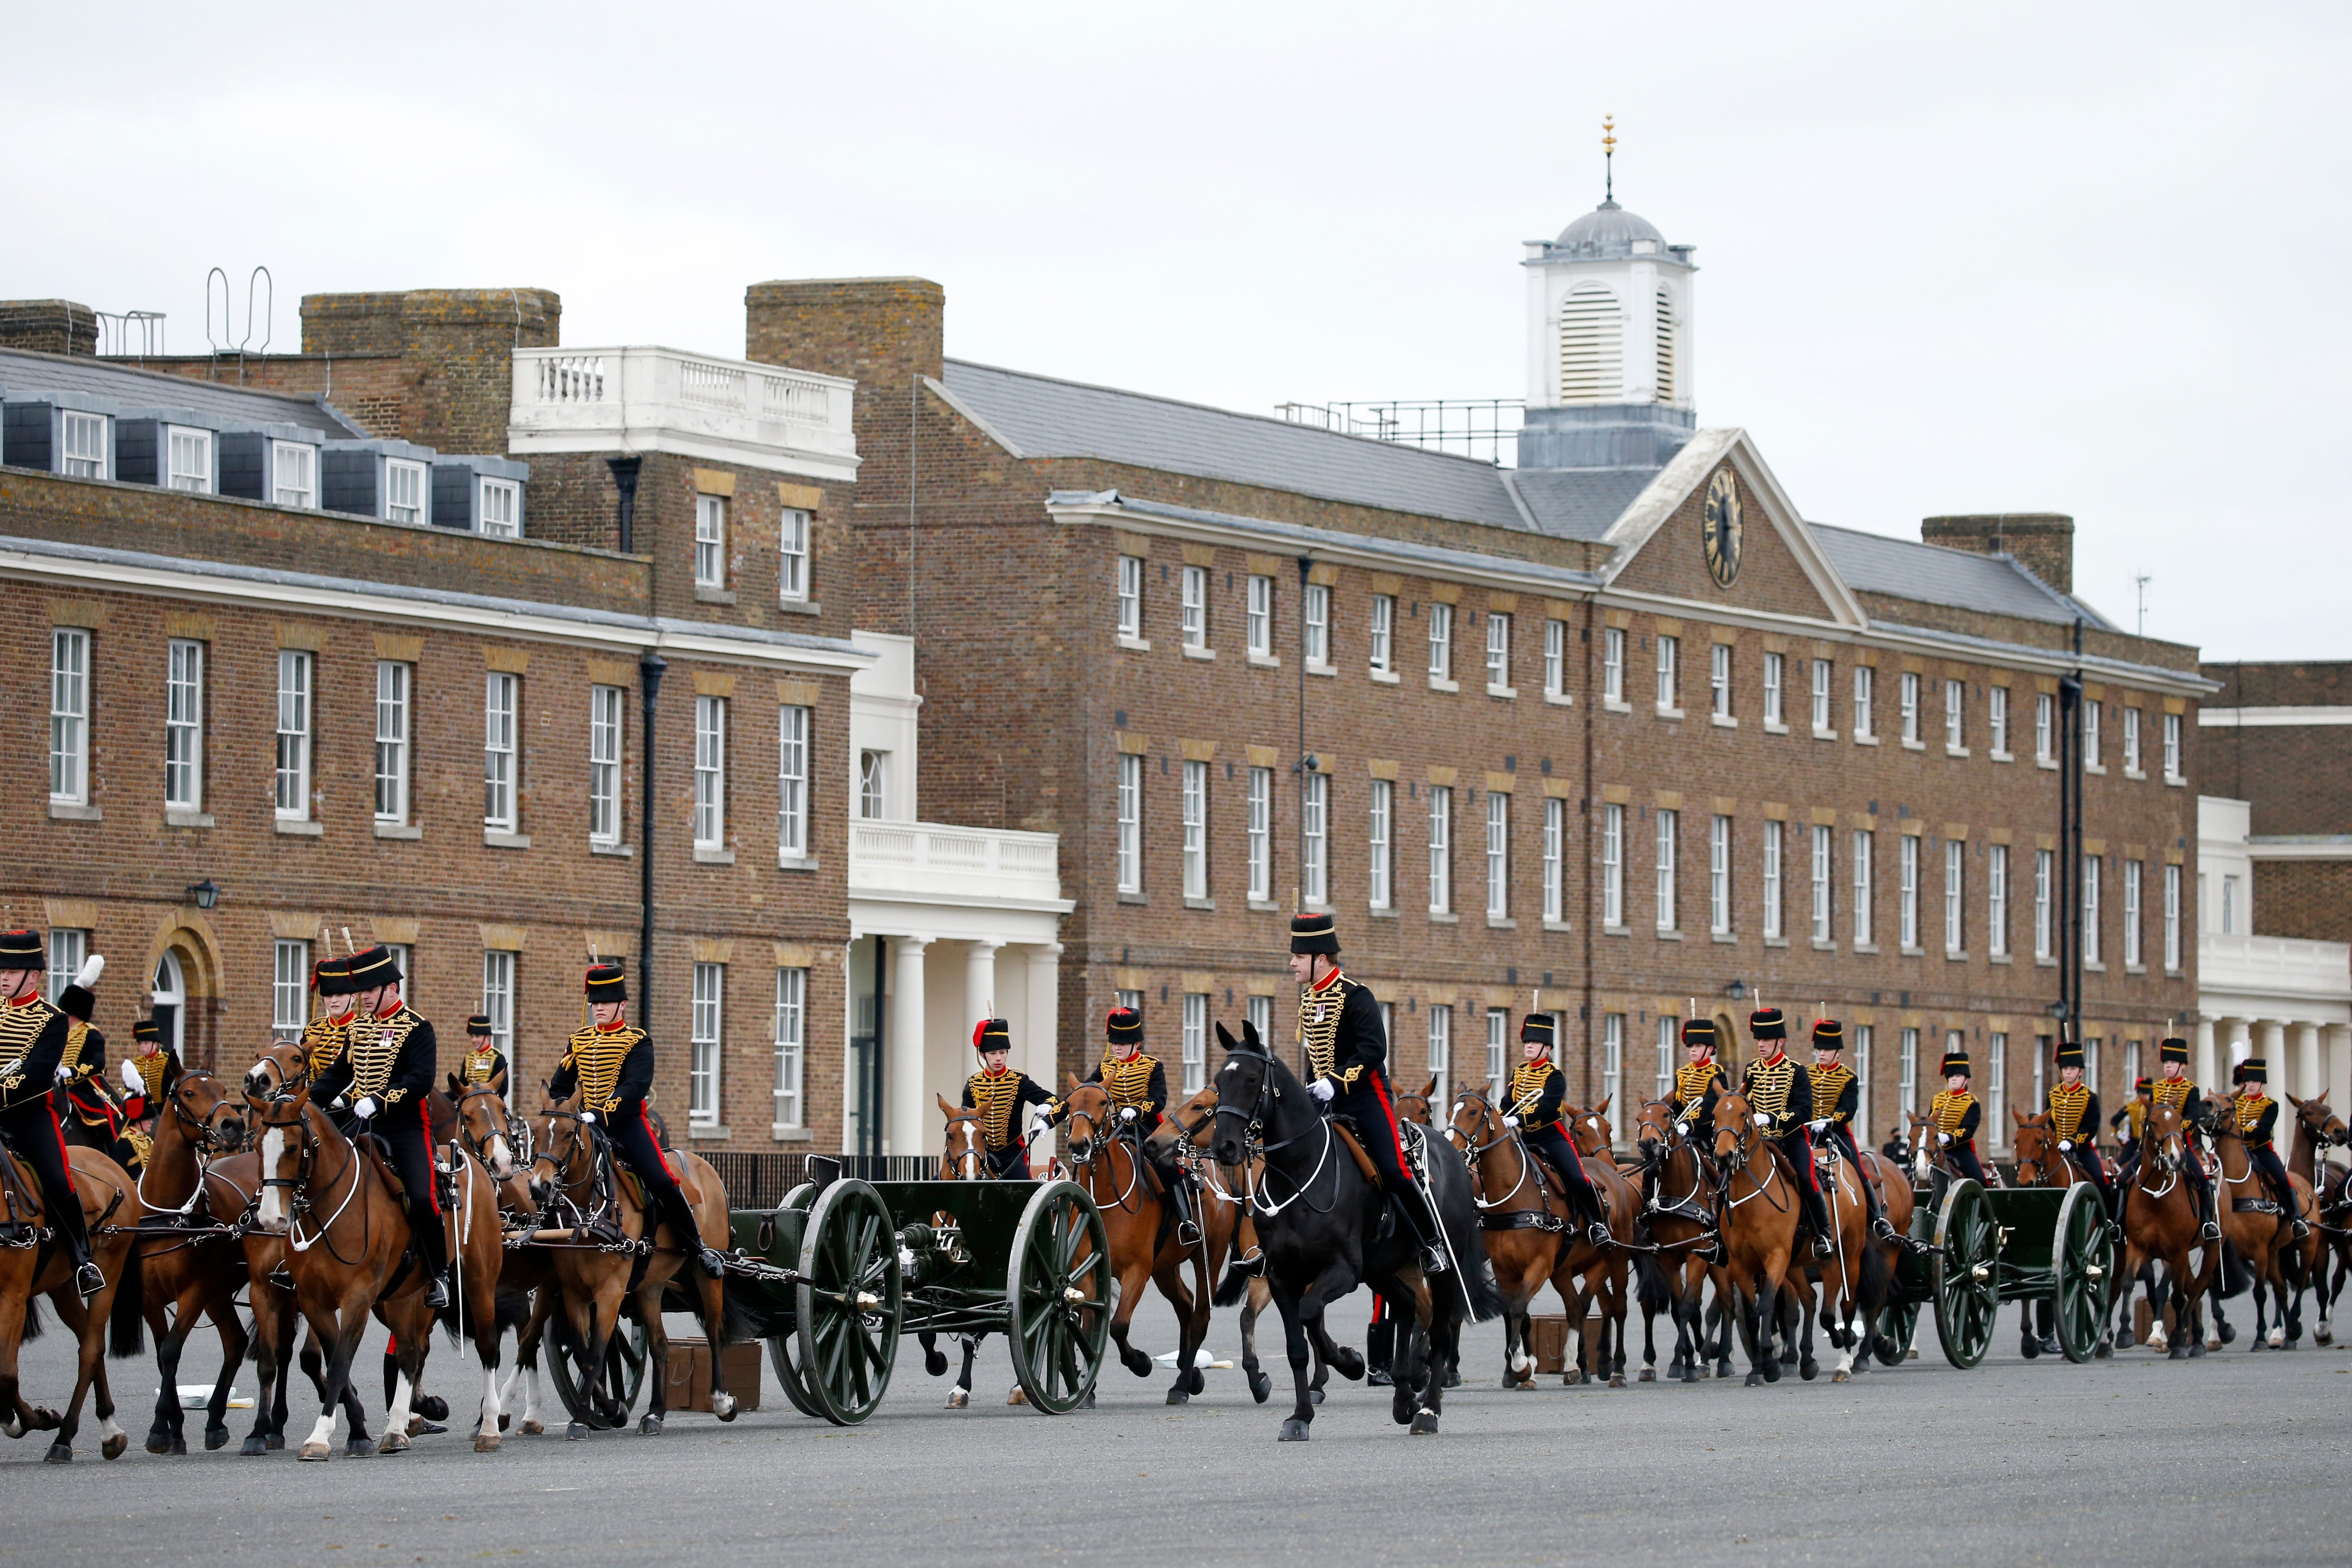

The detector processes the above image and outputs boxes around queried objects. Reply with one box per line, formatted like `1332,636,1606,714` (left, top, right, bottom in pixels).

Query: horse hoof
1006,1387,1027,1407
1166,1387,1190,1405
1638,1368,1656,1383
1561,1369,1583,1387
2020,1335,2042,1361
345,1437,373,1458
1681,1368,1699,1384
637,1414,663,1436
566,1421,591,1441
100,1431,126,1460
946,1390,969,1409
2094,1337,2114,1360
1277,1418,1311,1441
2216,1321,2237,1344
1409,1411,1439,1435
2168,1345,2190,1361
1745,1372,1764,1387
378,1431,409,1455
474,1427,504,1451
205,1425,230,1452
267,1434,284,1451
43,1442,72,1464
167,1435,186,1456
1762,1360,1782,1384
1248,1372,1272,1404
925,1349,950,1377
1122,1347,1155,1377
299,1442,332,1462
1308,1387,1324,1406
1188,1368,1205,1395
146,1434,173,1455
518,1419,544,1436
1609,1374,1627,1389
1330,1348,1367,1382
712,1392,738,1422
2247,1338,2265,1353
1798,1361,1818,1383
2190,1342,2207,1359
240,1437,268,1457
1831,1370,1850,1384
2267,1330,2285,1348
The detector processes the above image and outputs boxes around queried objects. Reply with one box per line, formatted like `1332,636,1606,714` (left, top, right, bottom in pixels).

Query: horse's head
242,1039,310,1123
450,1080,518,1180
1634,1098,1676,1164
1446,1087,1499,1160
2288,1090,2348,1149
2010,1111,2058,1187
1392,1074,1438,1127
1152,1083,1218,1156
1713,1091,1754,1166
936,1093,985,1181
1570,1095,1614,1159
1904,1112,1936,1182
1210,1020,1276,1168
2142,1101,2186,1175
1060,1080,1114,1163
529,1092,592,1204
167,1067,248,1153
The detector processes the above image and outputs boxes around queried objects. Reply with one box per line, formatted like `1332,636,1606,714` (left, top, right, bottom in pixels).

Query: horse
2006,1110,2117,1359
1559,1098,1638,1385
243,1040,507,1457
1210,1020,1498,1440
2285,1092,2348,1345
444,1078,560,1438
1629,1098,1721,1382
526,1094,742,1440
2205,1105,2313,1351
2108,1100,2213,1359
1784,1124,1889,1383
0,1135,142,1462
1705,1090,1810,1387
921,1096,1034,1408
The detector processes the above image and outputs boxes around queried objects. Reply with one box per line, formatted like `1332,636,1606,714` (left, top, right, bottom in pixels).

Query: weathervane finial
1602,114,1617,204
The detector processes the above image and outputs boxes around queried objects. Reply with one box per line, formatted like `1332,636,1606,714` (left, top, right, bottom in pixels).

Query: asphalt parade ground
5,1289,2347,1567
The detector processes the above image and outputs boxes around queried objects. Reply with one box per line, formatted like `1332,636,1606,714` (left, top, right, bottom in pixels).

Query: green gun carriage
1875,1178,2117,1367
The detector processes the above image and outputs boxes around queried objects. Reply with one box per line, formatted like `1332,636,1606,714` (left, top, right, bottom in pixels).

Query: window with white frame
483,671,519,832
1710,642,1731,718
2123,1038,2141,1094
1944,840,1964,954
481,949,516,1064
1900,671,1921,743
695,495,726,588
1603,626,1625,704
1989,686,2010,754
2036,692,2055,762
1485,613,1510,689
2163,712,2182,780
480,477,520,539
1246,766,1270,902
1246,575,1273,658
1182,760,1210,900
1117,988,1144,1021
1652,1015,1672,1099
1368,778,1393,911
1180,565,1208,650
1811,823,1833,942
1655,807,1678,931
772,966,805,1128
1656,634,1678,710
690,962,723,1126
1544,619,1567,698
2220,874,2239,935
2032,1036,2047,1122
1853,828,1874,946
1427,785,1452,914
1428,602,1453,681
45,929,86,1007
1763,651,1783,726
385,459,426,524
2124,858,2144,967
1900,1027,1919,1117
1761,819,1784,939
2123,707,2141,772
2034,848,2055,958
1485,1008,1508,1098
1853,665,1875,739
858,750,886,820
1709,813,1731,935
1899,834,1920,948
777,507,809,601
1987,1035,2007,1140
1602,802,1624,926
1426,1005,1451,1102
274,649,311,819
1602,1022,1622,1112
1988,844,2009,957
165,638,204,812
1303,583,1329,666
1302,771,1328,906
693,696,727,850
1117,555,1143,639
1811,657,1832,732
2082,854,2102,965
2163,863,2182,969
1853,1025,1874,1143
61,411,107,478
374,660,410,823
1485,791,1509,919
272,441,316,508
2085,700,2103,770
776,705,809,860
167,426,212,492
1542,797,1564,923
1945,680,1964,750
1245,993,1272,1045
1117,754,1143,893
272,939,310,1040
1368,594,1394,674
590,685,625,848
50,628,90,805
1182,991,1209,1094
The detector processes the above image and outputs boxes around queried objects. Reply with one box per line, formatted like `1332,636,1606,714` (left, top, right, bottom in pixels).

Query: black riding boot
1365,1318,1396,1387
1860,1164,1897,1242
656,1184,726,1279
1799,1178,1834,1259
412,1199,452,1309
1393,1181,1450,1276
2192,1173,2220,1242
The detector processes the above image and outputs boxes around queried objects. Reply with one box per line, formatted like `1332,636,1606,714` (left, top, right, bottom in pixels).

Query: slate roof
1811,521,2116,631
0,348,360,437
936,359,1526,530
1504,466,1661,541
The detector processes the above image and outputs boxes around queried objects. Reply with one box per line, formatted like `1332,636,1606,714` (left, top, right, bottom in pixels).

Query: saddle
1331,1120,1384,1189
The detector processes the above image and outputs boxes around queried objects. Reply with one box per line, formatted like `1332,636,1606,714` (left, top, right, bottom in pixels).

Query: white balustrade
849,820,1063,906
508,345,856,479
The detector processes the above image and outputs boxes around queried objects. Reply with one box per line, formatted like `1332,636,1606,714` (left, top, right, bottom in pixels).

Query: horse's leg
142,1277,188,1454
943,1333,979,1408
38,1286,102,1462
1155,1261,1200,1404
1273,1283,1315,1440
299,1289,370,1460
1303,1312,1363,1381
1238,1277,1273,1403
918,1330,948,1378
636,1283,672,1435
200,1284,247,1451
1409,1297,1450,1436
1795,1278,1819,1381
378,1294,432,1455
514,1285,555,1435
468,1245,506,1452
1108,1255,1155,1382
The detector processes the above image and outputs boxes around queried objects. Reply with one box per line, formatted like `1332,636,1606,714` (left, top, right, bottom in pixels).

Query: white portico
2196,796,2352,1107
844,632,1072,1160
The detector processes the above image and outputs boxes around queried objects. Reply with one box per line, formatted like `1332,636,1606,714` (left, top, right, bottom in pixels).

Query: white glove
119,1059,145,1097
1503,1115,1521,1128
1938,1132,1953,1146
1809,1119,1829,1134
580,1110,598,1125
1119,1107,1138,1123
2058,1140,2074,1152
353,1096,380,1120
1308,1078,1335,1104
1674,1121,1690,1138
1752,1112,1771,1128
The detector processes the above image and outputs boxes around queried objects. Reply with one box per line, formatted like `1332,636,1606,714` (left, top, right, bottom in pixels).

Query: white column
2257,1018,2286,1079
2330,1024,2352,1114
1027,943,1063,1166
887,937,931,1161
965,941,1001,1029
2294,1022,2323,1100
2195,1017,2218,1090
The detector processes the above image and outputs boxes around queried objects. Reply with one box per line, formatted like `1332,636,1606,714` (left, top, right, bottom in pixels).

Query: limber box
1525,1312,1608,1374
664,1336,763,1412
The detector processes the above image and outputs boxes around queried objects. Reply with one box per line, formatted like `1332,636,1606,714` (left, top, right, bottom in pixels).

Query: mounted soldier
2121,1038,2218,1242
1926,1044,1990,1186
456,1015,509,1095
960,1017,1054,1179
116,1014,178,1140
1805,1019,1896,1243
302,954,358,1078
2047,1037,2121,1234
314,945,453,1305
1669,1018,1727,1143
1051,1006,1197,1244
53,955,137,1169
2111,1075,2152,1167
549,961,729,1277
1740,1008,1833,1259
1503,1011,1609,1246
0,929,104,1296
2227,1057,2310,1241
1289,911,1449,1277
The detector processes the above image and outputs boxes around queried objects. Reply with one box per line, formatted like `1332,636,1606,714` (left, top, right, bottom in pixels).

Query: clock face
1702,469,1743,588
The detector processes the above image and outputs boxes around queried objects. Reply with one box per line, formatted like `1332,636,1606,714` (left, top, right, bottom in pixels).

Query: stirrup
1811,1233,1835,1259
1585,1220,1612,1248
2200,1221,2221,1243
1419,1242,1451,1276
74,1260,105,1299
423,1269,451,1310
697,1246,729,1279
1870,1216,1899,1243
1175,1219,1203,1247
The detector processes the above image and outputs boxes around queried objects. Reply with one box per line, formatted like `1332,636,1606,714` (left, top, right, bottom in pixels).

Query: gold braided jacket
1672,1059,1724,1112
59,1019,98,1083
1930,1089,1977,1139
965,1068,1025,1150
2125,1100,2150,1140
1808,1063,1855,1127
1507,1060,1562,1131
0,995,61,1099
1095,1052,1158,1112
461,1046,501,1086
2230,1090,2274,1146
2151,1076,2197,1113
2048,1083,2093,1142
129,1049,173,1102
341,1005,424,1104
1743,1055,1798,1122
303,1014,352,1077
1298,974,1365,1086
561,1024,643,1114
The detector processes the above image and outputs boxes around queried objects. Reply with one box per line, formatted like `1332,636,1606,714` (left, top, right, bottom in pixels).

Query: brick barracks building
4,186,2253,1163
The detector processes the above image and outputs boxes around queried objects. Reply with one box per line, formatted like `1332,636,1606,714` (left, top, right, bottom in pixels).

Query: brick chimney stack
743,278,944,415
0,300,98,357
1921,513,2074,594
301,288,561,455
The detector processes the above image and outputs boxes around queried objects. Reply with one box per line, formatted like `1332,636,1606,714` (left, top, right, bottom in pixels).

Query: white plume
72,953,103,989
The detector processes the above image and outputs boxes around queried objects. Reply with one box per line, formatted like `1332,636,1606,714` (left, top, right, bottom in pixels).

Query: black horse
1208,1021,1497,1440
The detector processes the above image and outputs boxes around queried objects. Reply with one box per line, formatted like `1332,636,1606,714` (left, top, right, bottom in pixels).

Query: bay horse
1560,1098,1637,1385
1445,1087,1601,1392
2108,1100,2212,1358
1059,1078,1225,1404
1631,1098,1720,1382
1210,1020,1497,1440
2205,1106,2313,1350
444,1078,560,1439
243,1040,508,1457
527,1094,741,1439
2284,1092,2347,1345
0,1137,142,1462
1786,1128,1887,1382
1708,1090,1803,1386
2008,1110,2113,1359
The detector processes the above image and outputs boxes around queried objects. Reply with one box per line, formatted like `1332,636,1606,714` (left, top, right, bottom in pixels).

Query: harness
1211,1048,1342,1219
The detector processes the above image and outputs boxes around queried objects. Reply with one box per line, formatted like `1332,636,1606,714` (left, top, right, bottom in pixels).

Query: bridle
1446,1090,1539,1213
249,1068,373,1266
2012,1120,2063,1188
451,1084,521,1177
1711,1096,1787,1213
1212,1046,1338,1217
1062,1089,1146,1210
133,1068,248,1223
939,1107,995,1181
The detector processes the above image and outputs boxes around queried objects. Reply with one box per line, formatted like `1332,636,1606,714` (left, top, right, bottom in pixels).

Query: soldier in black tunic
1740,1008,1833,1258
1927,1048,1990,1186
0,930,103,1296
53,956,137,1169
2046,1037,2119,1229
1503,1012,1609,1245
2227,1058,2310,1240
455,1015,510,1096
1648,1018,1727,1221
1804,1019,1896,1242
2120,1039,2219,1241
961,1018,1054,1179
549,963,726,1277
1049,1007,1198,1243
315,945,453,1306
1287,912,1449,1277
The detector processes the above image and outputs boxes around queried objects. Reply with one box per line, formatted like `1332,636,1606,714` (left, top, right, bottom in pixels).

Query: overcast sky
7,1,2344,658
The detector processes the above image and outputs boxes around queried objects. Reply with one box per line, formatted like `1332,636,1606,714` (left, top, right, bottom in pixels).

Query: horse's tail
716,1274,768,1348
1858,1225,1894,1313
2216,1240,2254,1299
20,1294,44,1343
1633,1247,1668,1313
1211,1227,1254,1307
108,1247,145,1358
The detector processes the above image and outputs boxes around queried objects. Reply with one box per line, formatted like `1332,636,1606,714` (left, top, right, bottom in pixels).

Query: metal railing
1275,398,1524,466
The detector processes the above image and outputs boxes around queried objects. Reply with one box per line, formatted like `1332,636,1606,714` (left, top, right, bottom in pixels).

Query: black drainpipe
608,456,642,554
639,653,666,1015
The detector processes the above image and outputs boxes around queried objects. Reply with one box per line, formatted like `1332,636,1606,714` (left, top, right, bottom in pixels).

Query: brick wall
0,301,98,357
134,352,415,441
2253,861,2352,945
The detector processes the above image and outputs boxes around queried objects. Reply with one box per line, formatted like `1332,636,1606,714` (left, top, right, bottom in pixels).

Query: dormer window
385,458,426,524
166,426,213,493
480,477,520,538
60,412,108,478
271,441,315,507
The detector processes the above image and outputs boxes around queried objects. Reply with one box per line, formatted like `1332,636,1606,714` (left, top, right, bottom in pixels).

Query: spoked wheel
759,1184,826,1417
547,1313,648,1429
1873,1298,1919,1366
2053,1183,2115,1363
794,1178,904,1426
1931,1179,1999,1370
1007,1180,1111,1413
